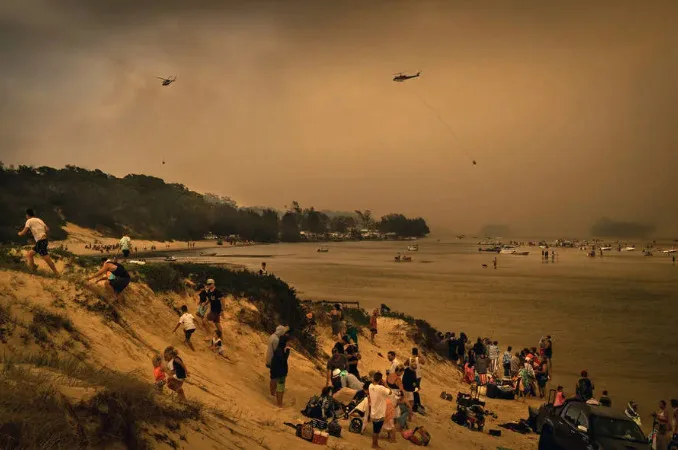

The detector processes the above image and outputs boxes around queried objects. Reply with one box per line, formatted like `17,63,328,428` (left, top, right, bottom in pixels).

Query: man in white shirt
369,372,392,449
119,235,132,258
17,209,59,275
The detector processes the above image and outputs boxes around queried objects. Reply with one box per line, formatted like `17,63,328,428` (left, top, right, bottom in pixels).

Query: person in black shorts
204,278,224,332
87,258,131,301
17,209,59,275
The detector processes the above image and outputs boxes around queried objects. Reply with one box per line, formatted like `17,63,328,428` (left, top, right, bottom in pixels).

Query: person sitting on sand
205,330,228,359
172,305,196,351
163,346,188,400
270,335,290,407
599,390,612,407
17,209,59,275
86,258,131,301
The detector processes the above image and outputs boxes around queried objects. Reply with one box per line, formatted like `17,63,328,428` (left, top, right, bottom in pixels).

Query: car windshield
592,416,646,442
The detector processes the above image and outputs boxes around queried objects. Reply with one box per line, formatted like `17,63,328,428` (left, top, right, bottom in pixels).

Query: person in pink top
554,385,566,407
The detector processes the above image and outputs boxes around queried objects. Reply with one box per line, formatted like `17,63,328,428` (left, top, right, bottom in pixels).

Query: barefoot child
205,330,230,360
172,305,196,351
152,354,166,391
163,346,188,400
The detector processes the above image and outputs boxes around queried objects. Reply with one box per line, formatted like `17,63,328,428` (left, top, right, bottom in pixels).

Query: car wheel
538,427,558,450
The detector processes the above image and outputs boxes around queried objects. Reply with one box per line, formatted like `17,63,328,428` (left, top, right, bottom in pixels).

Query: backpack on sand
302,395,323,419
408,426,431,446
327,419,342,437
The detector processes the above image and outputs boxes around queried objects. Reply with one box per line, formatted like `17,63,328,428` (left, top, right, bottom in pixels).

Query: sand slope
0,267,540,449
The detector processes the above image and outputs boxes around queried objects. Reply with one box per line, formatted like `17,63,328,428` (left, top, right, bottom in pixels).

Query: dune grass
0,354,202,450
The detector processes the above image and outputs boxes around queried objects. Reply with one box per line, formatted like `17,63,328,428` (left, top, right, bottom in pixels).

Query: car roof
564,400,632,421
587,405,631,421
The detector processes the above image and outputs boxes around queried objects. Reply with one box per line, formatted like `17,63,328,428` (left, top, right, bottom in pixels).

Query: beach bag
309,418,328,430
327,419,342,437
296,422,314,441
312,430,328,445
349,417,363,434
408,426,431,446
302,395,323,419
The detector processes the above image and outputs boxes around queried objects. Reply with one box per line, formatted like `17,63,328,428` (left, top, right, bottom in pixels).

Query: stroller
451,392,487,431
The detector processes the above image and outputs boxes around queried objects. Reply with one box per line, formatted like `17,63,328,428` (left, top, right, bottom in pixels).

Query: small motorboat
500,245,517,254
317,247,329,253
478,246,501,253
129,259,146,265
407,244,419,252
199,252,217,257
164,256,177,262
622,246,636,252
512,251,530,256
600,246,613,251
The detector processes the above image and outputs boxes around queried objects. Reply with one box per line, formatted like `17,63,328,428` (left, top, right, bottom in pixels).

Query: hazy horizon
1,0,677,236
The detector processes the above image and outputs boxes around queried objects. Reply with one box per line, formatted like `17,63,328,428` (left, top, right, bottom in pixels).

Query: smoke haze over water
1,0,677,236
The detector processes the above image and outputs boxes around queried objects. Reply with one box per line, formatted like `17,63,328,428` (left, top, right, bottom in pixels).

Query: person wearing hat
87,257,130,301
331,368,363,392
204,279,224,332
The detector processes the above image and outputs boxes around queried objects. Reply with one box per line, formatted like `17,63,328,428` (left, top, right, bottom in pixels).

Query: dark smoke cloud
1,0,677,237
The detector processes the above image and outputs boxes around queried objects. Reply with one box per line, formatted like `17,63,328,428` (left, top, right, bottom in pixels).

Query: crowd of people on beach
13,210,678,449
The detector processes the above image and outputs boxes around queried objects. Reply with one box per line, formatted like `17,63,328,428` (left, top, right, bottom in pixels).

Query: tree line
0,164,430,243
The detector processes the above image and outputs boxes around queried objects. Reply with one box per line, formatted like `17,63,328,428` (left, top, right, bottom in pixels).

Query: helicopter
157,75,177,86
393,71,421,82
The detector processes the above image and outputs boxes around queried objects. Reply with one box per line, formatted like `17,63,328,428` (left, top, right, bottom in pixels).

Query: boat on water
478,246,501,253
317,247,329,253
164,256,177,262
600,246,613,251
512,251,530,256
662,249,677,254
407,244,419,252
622,246,636,252
129,259,146,265
199,252,217,257
499,245,517,255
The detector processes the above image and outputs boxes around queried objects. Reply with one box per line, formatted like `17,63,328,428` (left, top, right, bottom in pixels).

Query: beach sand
0,265,540,449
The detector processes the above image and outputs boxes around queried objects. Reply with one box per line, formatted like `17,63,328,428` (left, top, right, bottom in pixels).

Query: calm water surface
176,239,678,415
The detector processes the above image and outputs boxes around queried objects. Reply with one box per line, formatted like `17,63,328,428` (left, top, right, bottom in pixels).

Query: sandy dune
0,264,540,449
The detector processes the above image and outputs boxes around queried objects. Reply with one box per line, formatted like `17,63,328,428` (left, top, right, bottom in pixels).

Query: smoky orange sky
1,0,677,236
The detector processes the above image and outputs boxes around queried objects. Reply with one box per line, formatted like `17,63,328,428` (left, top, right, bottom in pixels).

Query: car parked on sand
534,397,648,450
